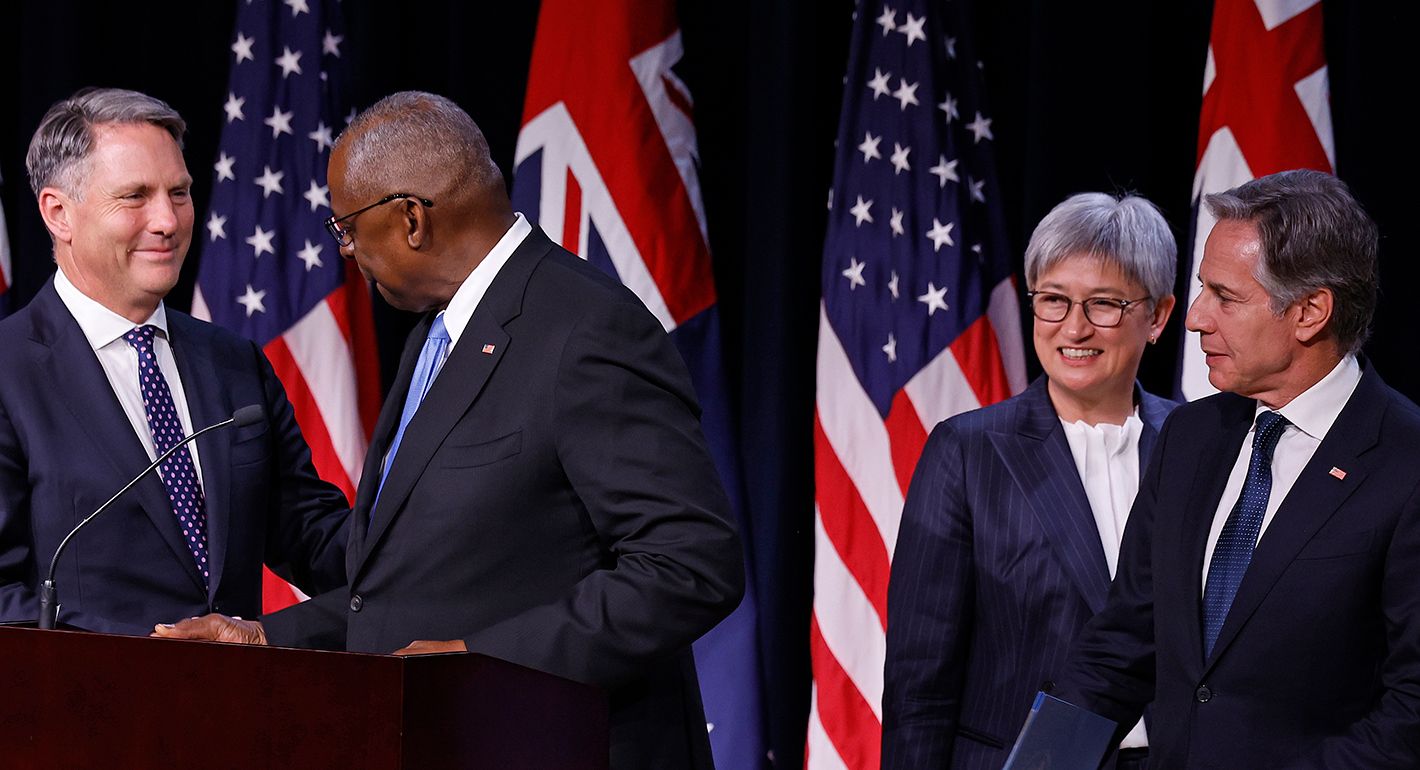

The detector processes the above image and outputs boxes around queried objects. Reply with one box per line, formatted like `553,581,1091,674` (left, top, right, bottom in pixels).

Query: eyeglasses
1026,291,1152,328
323,193,434,248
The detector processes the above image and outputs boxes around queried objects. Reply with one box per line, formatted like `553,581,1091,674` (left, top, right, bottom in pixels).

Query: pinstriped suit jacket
882,375,1175,770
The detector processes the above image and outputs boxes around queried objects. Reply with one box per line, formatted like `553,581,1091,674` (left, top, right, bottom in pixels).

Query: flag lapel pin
482,343,496,355
1328,466,1347,481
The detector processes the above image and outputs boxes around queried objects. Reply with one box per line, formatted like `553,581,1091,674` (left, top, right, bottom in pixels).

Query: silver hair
25,87,186,199
1024,192,1177,300
336,91,500,201
1204,169,1378,355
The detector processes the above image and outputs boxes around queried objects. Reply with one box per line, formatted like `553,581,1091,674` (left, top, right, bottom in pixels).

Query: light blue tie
1201,410,1290,657
376,314,450,503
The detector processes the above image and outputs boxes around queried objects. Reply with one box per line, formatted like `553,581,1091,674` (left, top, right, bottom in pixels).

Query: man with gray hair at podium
0,87,349,635
156,91,744,770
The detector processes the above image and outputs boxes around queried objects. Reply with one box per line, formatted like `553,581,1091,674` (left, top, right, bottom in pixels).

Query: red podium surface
0,625,608,768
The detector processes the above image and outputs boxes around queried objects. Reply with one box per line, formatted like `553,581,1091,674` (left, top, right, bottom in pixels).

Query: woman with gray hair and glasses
883,193,1178,770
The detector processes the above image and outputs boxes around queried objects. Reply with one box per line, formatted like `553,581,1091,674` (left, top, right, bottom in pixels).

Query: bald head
335,91,505,207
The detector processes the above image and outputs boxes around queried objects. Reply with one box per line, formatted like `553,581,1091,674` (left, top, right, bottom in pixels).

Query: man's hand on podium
393,639,467,656
152,614,268,645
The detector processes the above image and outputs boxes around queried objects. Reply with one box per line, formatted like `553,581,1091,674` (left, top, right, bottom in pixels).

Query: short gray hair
25,87,186,198
1024,192,1177,300
1204,169,1378,355
337,91,500,202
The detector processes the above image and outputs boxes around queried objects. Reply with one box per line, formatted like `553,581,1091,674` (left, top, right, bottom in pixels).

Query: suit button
1195,685,1212,703
349,594,363,612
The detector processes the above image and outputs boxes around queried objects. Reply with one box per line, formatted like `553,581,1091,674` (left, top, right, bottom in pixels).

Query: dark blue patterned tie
124,325,210,588
1202,410,1289,657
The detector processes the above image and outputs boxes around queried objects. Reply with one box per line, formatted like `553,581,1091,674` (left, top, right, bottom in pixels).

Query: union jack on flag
1180,0,1333,399
193,0,380,611
511,0,767,766
810,1,1025,767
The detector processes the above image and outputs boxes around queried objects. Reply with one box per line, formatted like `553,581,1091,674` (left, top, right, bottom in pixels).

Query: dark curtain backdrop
0,2,1410,767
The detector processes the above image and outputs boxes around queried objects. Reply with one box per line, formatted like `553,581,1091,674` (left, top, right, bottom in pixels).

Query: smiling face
1185,218,1306,402
1033,253,1172,421
45,122,193,323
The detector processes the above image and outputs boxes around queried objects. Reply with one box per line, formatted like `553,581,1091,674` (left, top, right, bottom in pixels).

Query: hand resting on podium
153,614,465,655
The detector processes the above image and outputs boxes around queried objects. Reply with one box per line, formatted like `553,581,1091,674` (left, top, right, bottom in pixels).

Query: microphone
37,405,264,630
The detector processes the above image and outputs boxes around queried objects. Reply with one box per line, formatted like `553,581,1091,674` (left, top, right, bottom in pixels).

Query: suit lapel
1203,369,1382,670
352,228,552,578
1181,394,1254,669
29,283,206,595
1136,388,1173,465
346,319,424,578
168,315,231,599
991,378,1113,613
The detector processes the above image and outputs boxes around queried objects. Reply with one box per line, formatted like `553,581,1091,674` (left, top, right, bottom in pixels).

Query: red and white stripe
809,279,1024,769
1180,0,1332,399
0,195,11,298
194,262,379,611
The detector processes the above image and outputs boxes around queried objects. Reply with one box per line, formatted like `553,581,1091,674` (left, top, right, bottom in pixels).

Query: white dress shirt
439,212,532,351
1201,355,1363,592
53,268,204,485
1060,409,1148,749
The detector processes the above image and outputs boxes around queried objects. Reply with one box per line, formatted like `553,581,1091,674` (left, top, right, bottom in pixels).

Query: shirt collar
1259,355,1362,441
52,267,170,350
440,212,532,348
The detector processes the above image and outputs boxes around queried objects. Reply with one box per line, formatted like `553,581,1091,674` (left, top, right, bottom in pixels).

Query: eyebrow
1036,281,1133,295
1203,279,1238,298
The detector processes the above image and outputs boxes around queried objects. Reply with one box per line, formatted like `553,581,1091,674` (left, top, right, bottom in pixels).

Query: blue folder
1001,691,1118,770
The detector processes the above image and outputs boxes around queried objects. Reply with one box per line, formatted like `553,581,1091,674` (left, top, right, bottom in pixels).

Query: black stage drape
1,2,1411,767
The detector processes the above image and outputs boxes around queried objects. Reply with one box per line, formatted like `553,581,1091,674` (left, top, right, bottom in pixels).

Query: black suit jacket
884,377,1175,769
0,279,350,634
1059,362,1420,768
263,227,744,770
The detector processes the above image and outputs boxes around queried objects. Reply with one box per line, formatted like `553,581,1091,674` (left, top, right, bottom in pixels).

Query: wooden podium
0,625,608,768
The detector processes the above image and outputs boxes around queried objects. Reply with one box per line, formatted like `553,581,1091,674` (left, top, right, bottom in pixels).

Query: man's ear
37,187,75,244
404,198,428,249
1293,287,1333,344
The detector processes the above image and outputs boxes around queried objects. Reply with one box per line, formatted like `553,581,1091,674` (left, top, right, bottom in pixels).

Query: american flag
1,171,11,318
192,0,380,611
510,0,767,766
810,1,1025,767
1180,0,1332,399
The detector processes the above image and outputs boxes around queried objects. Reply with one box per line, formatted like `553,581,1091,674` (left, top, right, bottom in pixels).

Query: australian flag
511,0,768,767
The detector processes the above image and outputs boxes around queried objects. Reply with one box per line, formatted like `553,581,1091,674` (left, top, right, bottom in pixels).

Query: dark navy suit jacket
1059,362,1420,768
262,227,744,770
0,279,349,634
883,376,1176,769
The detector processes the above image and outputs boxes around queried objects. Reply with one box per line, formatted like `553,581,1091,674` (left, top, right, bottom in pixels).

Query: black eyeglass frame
1025,290,1153,328
323,193,435,248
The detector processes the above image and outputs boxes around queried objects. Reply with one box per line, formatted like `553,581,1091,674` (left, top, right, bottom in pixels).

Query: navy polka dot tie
1202,410,1289,657
124,325,210,588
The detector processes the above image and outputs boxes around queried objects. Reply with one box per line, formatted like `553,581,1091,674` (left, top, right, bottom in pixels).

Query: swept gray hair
1204,169,1378,355
1024,192,1177,300
26,87,186,199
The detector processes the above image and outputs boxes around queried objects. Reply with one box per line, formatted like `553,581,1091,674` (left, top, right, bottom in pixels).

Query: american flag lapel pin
1328,466,1347,481
481,343,496,355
